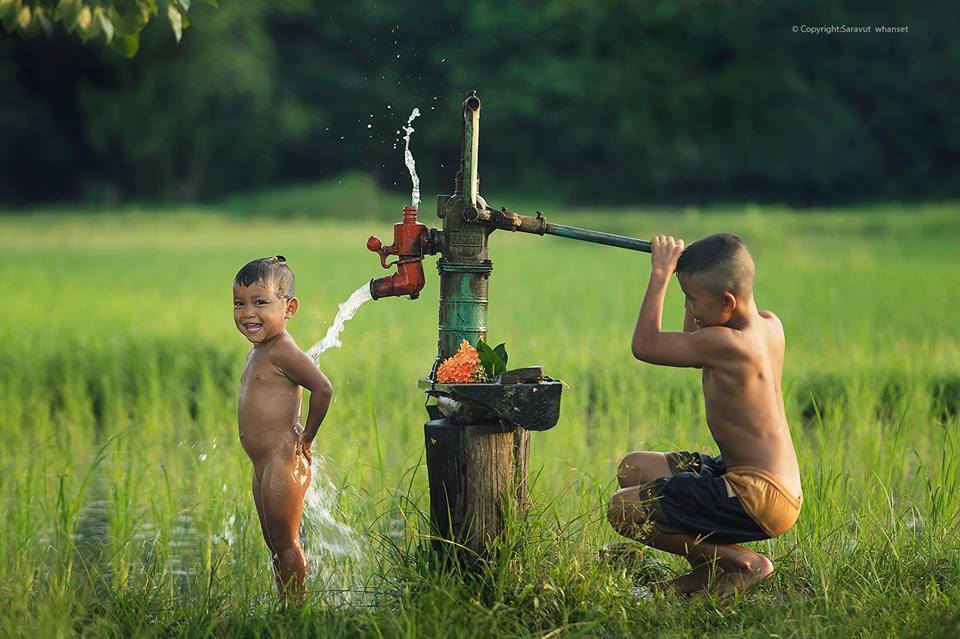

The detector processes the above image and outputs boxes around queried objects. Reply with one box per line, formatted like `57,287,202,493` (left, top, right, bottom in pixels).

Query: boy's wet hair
234,256,296,299
676,233,755,296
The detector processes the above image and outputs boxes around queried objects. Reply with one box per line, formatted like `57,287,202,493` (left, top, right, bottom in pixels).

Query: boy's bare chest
239,349,296,399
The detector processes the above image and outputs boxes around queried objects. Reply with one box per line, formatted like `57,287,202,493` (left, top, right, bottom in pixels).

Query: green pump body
433,91,491,367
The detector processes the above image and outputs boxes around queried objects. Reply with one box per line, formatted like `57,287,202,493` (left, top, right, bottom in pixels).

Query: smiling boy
607,234,802,596
233,256,332,600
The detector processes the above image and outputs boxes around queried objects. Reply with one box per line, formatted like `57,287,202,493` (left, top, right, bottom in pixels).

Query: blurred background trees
0,0,215,56
1,0,956,206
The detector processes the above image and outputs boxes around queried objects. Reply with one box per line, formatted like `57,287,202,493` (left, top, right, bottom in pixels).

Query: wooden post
425,418,530,557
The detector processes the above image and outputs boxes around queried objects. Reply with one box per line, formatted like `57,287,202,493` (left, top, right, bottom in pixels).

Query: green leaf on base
476,339,508,380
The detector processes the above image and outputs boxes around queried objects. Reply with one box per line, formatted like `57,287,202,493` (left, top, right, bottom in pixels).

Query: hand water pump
367,91,652,558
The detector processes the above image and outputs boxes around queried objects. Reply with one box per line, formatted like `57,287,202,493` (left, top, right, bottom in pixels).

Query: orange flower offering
436,339,487,383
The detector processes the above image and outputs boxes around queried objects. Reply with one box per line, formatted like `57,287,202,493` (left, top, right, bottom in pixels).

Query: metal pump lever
465,204,652,253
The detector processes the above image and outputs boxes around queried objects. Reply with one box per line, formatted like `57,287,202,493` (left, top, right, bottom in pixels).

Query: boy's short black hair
676,233,755,296
234,256,296,299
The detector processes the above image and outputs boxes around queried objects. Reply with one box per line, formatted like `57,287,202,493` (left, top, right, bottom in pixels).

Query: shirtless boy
234,256,332,599
607,234,802,596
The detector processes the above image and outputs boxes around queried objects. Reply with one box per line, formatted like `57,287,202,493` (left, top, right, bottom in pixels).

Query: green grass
1,192,958,637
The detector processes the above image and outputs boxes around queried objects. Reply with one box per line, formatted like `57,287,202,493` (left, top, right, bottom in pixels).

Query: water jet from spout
306,284,373,362
402,107,421,209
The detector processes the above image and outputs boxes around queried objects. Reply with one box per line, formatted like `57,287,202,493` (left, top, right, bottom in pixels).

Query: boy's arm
631,236,732,368
270,337,333,448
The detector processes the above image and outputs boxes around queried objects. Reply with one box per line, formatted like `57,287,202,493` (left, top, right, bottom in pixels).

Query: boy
607,234,802,596
234,256,333,600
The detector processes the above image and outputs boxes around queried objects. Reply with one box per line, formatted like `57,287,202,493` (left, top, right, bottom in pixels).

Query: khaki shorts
652,451,802,543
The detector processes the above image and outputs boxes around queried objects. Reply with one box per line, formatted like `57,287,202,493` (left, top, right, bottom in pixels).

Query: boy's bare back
695,308,801,497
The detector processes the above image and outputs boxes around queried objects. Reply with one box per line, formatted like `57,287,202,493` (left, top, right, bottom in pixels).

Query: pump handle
367,236,397,269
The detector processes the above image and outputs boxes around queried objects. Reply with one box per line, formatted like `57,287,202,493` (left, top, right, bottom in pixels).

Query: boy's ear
721,291,737,313
285,297,300,318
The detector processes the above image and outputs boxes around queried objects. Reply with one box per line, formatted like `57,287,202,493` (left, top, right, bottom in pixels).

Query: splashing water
215,455,368,604
299,456,366,601
402,107,421,208
306,284,373,362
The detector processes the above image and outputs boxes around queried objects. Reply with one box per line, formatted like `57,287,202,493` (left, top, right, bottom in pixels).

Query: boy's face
677,272,735,328
233,279,299,344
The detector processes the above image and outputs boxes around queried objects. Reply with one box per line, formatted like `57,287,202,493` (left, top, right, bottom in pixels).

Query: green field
1,194,959,637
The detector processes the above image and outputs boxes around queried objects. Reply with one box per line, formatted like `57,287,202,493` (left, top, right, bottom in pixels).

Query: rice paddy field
1,193,958,637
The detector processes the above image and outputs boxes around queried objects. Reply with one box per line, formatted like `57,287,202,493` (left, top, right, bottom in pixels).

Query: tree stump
424,418,531,558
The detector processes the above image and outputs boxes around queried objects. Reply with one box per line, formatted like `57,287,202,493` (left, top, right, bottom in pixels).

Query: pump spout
369,258,425,300
367,205,439,300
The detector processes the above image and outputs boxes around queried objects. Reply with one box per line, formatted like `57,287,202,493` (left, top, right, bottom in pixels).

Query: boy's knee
617,451,671,488
607,488,657,540
617,453,643,488
267,522,300,553
606,496,630,536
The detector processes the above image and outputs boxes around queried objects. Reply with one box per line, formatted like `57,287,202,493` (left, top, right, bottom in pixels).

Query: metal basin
419,377,563,431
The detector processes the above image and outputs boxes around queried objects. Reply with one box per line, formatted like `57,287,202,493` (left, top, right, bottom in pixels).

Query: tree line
1,0,956,207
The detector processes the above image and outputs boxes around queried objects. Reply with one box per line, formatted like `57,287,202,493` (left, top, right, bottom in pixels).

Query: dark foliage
1,0,956,206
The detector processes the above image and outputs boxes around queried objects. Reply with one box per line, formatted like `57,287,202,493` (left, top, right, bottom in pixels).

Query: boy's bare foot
648,563,713,596
713,551,774,598
669,564,714,595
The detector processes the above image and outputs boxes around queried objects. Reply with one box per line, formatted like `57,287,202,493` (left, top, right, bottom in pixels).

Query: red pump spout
367,205,435,300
